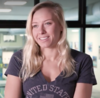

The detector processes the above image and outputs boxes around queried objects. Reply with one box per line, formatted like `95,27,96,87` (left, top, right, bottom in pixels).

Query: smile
39,36,49,40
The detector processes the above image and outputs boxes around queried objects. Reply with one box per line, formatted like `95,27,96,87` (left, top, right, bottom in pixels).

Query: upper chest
41,60,62,82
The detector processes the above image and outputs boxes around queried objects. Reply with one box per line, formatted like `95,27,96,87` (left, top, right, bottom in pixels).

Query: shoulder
13,49,23,58
71,49,91,62
12,49,23,62
5,49,23,77
9,49,23,65
71,49,97,85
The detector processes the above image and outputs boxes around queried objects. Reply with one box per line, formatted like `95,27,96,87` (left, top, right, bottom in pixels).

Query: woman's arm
73,83,92,98
4,75,22,98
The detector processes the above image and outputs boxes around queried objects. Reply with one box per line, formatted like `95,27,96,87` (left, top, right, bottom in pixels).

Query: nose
38,24,45,34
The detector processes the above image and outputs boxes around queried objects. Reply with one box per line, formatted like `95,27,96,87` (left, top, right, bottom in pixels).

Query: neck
41,48,59,61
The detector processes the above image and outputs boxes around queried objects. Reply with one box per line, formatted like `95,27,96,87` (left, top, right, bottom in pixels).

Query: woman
4,1,97,98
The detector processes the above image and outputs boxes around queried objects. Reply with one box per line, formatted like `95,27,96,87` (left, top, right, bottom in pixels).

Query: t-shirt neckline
39,70,63,84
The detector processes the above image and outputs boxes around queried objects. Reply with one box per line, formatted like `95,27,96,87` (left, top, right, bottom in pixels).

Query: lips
39,36,49,40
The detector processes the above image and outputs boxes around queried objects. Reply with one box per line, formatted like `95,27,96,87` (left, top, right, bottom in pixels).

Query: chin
39,44,53,48
38,43,51,48
40,45,50,49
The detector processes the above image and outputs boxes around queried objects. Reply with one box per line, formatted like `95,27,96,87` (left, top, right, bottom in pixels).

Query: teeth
40,37,48,40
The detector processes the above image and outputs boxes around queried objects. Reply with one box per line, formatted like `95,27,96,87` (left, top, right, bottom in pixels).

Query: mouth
39,36,49,40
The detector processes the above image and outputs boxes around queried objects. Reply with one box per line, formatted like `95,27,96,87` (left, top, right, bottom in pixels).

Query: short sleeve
77,55,97,85
5,50,22,77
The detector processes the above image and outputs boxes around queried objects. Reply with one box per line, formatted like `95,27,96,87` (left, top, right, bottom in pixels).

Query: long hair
20,1,75,81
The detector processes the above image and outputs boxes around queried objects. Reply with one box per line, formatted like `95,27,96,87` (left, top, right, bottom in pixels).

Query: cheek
32,29,38,38
32,31,37,41
49,28,60,40
55,29,61,41
54,26,61,36
49,26,58,34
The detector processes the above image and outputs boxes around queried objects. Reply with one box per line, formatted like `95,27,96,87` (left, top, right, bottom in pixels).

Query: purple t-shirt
5,49,97,98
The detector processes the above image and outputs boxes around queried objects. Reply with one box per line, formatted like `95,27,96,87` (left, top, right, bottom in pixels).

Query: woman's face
32,7,62,49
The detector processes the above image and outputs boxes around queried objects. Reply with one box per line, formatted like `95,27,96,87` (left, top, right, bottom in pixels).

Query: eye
32,25,38,28
45,22,52,25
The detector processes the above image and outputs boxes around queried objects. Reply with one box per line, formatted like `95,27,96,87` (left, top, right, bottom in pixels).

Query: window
40,0,79,21
85,28,100,98
0,0,34,20
86,0,100,24
67,28,81,51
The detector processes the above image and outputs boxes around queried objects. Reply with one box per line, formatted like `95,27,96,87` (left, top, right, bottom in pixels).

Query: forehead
32,8,55,22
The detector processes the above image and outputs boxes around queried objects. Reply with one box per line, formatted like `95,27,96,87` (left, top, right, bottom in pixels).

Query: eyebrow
32,19,53,24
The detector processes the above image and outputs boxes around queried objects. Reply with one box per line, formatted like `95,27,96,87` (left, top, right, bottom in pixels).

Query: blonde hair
20,1,75,81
